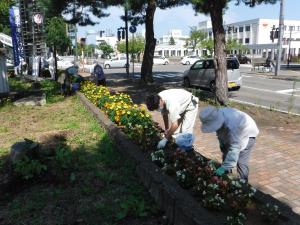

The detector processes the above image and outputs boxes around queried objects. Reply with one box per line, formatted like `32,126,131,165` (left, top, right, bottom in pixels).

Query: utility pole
287,26,292,67
124,4,129,77
275,0,284,76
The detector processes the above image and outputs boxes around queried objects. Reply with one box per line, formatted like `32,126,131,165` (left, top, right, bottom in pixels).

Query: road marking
242,86,300,97
276,88,300,94
242,75,253,78
229,99,300,116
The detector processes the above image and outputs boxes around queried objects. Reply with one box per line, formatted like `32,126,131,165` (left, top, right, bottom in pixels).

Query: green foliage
169,36,176,45
14,156,47,180
0,0,14,34
201,38,214,55
225,38,248,53
98,42,114,57
45,17,71,54
187,26,206,51
116,195,147,220
117,35,145,55
54,147,73,169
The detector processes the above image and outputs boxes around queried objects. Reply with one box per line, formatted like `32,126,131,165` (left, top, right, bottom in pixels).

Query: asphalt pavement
103,63,300,115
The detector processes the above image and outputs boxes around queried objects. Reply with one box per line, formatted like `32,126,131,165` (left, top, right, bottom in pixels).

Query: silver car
183,58,242,91
104,57,128,69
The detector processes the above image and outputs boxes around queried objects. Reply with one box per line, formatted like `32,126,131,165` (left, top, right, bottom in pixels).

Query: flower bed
79,81,294,225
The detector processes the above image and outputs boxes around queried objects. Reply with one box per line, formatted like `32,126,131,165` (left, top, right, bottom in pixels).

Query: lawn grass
0,95,165,225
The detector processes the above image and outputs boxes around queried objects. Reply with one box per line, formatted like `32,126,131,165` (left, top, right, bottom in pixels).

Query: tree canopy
117,36,145,55
45,17,71,54
187,27,206,52
98,42,114,58
0,0,14,34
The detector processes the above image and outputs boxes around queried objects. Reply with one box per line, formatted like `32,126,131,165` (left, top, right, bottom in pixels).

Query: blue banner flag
9,7,20,67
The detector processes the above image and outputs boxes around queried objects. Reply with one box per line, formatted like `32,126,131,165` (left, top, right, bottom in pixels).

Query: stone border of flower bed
77,92,300,225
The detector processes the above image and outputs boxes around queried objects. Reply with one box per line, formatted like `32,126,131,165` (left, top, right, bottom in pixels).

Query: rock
13,93,46,106
9,139,39,164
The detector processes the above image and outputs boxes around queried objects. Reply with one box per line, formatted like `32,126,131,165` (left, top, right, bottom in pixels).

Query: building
95,30,118,48
199,18,300,60
155,29,200,58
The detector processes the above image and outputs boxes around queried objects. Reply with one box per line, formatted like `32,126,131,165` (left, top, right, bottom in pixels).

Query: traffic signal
117,30,121,41
121,30,125,39
270,30,274,42
274,28,279,39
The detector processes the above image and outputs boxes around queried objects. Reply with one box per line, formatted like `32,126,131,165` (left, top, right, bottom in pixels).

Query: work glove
215,166,226,176
157,138,168,149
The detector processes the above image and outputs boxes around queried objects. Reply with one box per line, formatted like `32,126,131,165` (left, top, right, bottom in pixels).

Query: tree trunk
141,0,156,84
54,45,58,81
210,3,228,105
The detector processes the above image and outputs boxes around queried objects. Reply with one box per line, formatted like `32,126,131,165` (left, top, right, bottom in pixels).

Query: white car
153,56,169,65
181,55,201,65
104,57,128,69
57,58,74,69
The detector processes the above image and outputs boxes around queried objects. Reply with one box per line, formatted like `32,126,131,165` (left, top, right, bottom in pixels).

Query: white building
155,29,200,58
199,18,300,60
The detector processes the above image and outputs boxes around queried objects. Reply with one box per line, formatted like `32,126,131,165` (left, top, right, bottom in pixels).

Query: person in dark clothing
93,62,106,86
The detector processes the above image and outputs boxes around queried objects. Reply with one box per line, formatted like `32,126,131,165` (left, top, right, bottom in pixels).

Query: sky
77,0,300,44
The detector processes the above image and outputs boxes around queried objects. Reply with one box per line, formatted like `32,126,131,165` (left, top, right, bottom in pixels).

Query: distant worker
92,62,106,86
199,106,259,181
146,89,199,150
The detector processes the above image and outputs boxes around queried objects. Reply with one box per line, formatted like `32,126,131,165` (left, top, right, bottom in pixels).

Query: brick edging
76,92,300,225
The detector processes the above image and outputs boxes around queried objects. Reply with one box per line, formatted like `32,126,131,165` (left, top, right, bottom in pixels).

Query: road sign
129,25,136,34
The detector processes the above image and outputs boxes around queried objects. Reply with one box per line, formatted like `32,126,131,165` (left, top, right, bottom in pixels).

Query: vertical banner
9,7,20,67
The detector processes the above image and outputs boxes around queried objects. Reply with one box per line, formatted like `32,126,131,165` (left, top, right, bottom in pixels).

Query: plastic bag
175,133,194,152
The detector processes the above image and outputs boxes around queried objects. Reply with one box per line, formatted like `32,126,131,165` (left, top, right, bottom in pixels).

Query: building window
245,38,250,44
245,25,250,32
239,38,243,43
239,27,243,32
209,31,212,37
253,49,256,54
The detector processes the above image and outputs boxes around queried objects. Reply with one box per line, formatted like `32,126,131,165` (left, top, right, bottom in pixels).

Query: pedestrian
92,62,106,86
146,89,199,150
199,106,259,181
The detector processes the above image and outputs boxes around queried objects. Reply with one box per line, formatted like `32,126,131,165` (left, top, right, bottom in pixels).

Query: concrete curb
76,91,300,225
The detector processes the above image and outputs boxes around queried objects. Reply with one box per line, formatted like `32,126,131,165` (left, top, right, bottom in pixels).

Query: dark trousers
221,137,256,181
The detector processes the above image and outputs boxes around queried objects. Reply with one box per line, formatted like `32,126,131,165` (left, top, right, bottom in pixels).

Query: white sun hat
199,106,224,133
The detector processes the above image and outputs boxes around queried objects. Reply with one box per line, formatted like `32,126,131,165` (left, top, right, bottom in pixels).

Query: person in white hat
199,106,259,181
146,89,199,150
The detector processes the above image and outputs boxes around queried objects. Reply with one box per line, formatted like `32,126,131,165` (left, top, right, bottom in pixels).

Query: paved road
104,64,300,115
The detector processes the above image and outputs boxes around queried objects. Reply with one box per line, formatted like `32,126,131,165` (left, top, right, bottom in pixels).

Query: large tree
0,0,14,35
127,0,189,84
117,35,145,55
45,17,71,78
98,42,114,58
190,0,278,105
187,26,206,52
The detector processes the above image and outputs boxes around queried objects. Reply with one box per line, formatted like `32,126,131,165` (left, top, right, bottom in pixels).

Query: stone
9,139,39,163
13,93,46,106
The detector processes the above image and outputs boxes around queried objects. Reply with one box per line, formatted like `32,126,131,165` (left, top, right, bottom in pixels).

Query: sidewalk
242,64,300,81
98,72,300,216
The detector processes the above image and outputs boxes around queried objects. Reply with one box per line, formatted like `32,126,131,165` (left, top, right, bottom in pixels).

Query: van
183,58,242,91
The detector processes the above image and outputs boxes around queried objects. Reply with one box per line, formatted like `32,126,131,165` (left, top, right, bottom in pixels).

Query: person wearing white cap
146,89,199,150
199,106,259,181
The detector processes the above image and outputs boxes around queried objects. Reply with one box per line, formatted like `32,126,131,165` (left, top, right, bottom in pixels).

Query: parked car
181,55,201,65
237,55,251,64
57,57,74,69
183,58,242,91
153,56,169,65
104,56,128,69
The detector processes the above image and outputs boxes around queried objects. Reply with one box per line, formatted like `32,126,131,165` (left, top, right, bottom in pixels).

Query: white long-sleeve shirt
216,108,259,169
